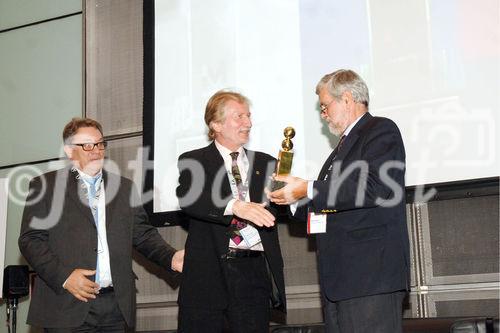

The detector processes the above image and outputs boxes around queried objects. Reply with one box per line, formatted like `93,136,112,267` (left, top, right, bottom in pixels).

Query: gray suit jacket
19,166,176,328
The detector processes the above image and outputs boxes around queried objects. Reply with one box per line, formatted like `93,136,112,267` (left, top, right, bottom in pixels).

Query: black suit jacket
19,166,176,328
299,112,410,302
176,142,286,311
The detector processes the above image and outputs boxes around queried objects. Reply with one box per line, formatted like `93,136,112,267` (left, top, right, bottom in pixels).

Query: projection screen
148,0,499,214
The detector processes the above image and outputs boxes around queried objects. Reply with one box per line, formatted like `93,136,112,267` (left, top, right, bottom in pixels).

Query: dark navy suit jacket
299,112,410,302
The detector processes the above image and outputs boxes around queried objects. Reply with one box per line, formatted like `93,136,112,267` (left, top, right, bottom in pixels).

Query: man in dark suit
176,90,286,333
19,118,184,332
268,69,410,333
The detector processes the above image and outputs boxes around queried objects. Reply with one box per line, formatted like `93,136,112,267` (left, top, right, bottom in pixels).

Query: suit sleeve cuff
307,181,315,200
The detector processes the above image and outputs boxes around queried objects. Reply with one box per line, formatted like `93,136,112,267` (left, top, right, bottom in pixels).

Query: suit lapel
318,112,372,180
335,132,359,162
245,150,266,203
205,142,232,200
206,143,269,204
318,149,339,180
103,170,121,230
335,113,372,161
66,167,96,226
204,143,234,254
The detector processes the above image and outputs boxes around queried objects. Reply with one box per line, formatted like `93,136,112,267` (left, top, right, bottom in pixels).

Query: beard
78,158,104,176
327,111,350,137
328,122,343,137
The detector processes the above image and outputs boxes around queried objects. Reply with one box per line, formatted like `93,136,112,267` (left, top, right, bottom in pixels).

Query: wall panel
0,0,81,31
85,0,143,136
0,14,82,166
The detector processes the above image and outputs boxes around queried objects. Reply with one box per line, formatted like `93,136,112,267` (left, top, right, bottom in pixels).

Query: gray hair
316,69,369,108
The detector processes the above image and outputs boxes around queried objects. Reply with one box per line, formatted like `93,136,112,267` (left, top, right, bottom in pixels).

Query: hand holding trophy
270,127,295,191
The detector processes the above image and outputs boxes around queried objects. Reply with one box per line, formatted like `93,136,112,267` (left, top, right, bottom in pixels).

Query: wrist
300,179,308,197
232,199,241,215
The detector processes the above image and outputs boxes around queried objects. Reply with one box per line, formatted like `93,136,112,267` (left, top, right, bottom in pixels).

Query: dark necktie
323,135,346,181
229,152,247,245
230,152,245,200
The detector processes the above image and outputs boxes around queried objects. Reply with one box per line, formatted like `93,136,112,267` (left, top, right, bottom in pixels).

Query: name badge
239,225,262,247
307,212,327,234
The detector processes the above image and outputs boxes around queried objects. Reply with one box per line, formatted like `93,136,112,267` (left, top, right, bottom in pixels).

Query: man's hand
267,175,308,205
171,249,185,273
232,201,275,227
63,269,99,302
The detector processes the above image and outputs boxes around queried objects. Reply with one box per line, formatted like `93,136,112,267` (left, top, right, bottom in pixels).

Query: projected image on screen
152,0,499,213
153,1,307,213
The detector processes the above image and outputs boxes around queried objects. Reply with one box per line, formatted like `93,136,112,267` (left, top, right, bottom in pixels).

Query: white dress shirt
75,169,112,288
214,140,264,251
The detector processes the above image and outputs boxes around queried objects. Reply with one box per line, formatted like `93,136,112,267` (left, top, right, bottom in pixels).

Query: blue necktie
85,175,101,285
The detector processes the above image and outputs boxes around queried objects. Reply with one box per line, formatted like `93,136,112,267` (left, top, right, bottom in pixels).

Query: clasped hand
232,200,275,227
267,175,308,205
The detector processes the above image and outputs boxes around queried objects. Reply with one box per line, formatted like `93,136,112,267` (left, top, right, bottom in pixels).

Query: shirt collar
342,112,366,137
75,167,103,183
214,140,245,157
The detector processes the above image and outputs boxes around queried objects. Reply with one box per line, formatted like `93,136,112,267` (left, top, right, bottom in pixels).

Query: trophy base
270,180,287,192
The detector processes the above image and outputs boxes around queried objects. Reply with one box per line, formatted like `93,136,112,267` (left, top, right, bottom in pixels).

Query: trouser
323,290,407,333
44,289,129,333
178,253,272,333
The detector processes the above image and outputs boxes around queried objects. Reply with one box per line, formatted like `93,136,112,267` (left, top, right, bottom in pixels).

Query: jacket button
93,248,97,252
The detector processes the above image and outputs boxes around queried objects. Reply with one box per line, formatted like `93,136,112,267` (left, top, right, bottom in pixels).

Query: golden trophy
270,127,295,191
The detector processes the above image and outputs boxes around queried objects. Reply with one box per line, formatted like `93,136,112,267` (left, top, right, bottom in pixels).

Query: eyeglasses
319,99,335,113
71,141,108,151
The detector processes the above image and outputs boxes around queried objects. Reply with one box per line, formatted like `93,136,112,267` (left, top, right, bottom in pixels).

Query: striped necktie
228,152,247,245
